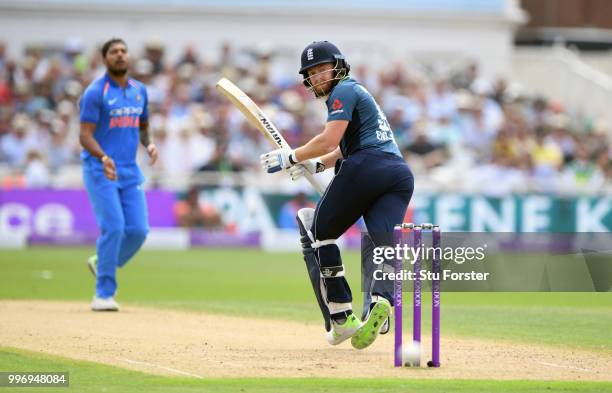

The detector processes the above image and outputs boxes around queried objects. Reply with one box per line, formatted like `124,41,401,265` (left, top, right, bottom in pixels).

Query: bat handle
303,172,326,195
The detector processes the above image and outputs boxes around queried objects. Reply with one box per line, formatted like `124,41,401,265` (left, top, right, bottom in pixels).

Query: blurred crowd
0,38,610,195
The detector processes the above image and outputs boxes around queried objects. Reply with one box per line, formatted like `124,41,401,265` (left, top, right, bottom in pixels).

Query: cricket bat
216,77,325,195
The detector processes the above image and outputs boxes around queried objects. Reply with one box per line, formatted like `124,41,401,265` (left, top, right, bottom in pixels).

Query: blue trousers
83,160,149,297
312,149,414,307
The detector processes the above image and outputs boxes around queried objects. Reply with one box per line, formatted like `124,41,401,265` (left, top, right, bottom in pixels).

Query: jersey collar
326,77,351,104
104,72,134,89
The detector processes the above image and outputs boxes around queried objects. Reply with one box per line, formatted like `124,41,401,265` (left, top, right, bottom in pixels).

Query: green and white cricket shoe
87,255,98,277
380,316,390,335
351,297,391,349
326,312,362,346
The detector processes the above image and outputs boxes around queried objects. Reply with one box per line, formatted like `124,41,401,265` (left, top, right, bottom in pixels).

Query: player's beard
108,65,128,77
312,81,332,98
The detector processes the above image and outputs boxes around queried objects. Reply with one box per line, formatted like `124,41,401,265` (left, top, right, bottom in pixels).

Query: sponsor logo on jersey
109,107,144,129
110,116,140,128
110,106,144,116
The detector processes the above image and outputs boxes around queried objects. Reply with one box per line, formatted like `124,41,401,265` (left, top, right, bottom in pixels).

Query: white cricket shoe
91,296,119,311
326,312,363,345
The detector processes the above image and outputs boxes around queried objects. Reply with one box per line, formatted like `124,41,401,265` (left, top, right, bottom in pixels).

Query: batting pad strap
312,239,336,249
328,301,352,314
320,264,345,278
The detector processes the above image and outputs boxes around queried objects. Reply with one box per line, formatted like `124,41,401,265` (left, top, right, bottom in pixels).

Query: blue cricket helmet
299,41,350,78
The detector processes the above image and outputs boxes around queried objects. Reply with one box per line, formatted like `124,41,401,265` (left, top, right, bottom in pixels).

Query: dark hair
101,38,127,58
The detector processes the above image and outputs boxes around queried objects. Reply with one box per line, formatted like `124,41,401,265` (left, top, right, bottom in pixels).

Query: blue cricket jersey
79,73,149,166
326,78,401,158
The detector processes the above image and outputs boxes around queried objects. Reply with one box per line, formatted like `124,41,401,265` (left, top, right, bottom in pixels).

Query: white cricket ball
403,341,422,367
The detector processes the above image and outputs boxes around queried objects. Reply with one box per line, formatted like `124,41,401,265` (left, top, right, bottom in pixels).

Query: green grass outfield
1,247,611,392
2,348,611,393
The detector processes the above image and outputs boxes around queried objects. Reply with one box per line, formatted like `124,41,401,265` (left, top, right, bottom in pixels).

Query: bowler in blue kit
79,38,158,311
260,41,413,349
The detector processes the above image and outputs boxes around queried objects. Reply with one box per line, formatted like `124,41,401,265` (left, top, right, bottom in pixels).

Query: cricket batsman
79,38,158,311
260,41,414,348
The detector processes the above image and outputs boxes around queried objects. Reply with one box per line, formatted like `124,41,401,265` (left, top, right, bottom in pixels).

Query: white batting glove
260,148,298,173
287,159,326,181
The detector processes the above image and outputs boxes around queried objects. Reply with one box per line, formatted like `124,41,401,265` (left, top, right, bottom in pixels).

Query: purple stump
412,226,422,366
428,225,441,367
393,225,403,367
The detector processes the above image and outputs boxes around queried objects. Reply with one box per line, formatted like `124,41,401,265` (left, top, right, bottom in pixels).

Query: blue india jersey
326,78,401,158
79,73,149,166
